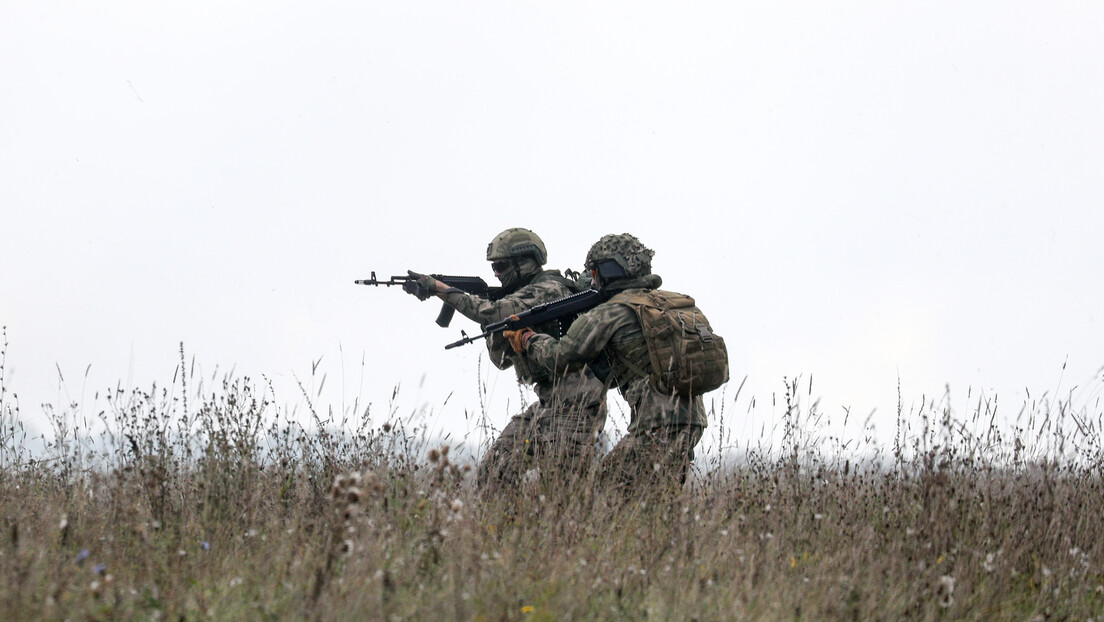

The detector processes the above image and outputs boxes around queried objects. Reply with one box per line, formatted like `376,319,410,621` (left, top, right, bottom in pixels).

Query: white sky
3,1,1103,453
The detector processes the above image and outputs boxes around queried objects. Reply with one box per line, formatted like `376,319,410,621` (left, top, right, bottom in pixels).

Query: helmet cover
585,233,654,279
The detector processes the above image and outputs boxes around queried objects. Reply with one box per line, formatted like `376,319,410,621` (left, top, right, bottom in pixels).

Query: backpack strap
604,291,651,381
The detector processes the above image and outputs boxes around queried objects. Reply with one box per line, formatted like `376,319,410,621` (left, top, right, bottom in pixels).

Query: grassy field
1,343,1102,620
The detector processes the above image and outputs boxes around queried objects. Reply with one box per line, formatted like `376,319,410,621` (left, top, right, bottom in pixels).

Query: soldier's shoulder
607,288,654,303
581,299,637,322
520,278,575,299
612,288,695,307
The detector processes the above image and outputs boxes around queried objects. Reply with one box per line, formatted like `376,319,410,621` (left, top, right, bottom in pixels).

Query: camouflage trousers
476,369,607,495
599,423,704,497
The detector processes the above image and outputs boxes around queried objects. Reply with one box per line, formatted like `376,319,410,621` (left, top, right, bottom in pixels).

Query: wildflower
93,563,106,575
346,487,362,504
75,549,90,565
936,575,955,608
58,515,68,530
201,541,210,551
983,553,995,573
521,605,535,614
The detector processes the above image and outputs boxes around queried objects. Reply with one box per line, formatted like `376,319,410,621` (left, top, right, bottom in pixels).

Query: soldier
502,233,711,495
406,228,607,493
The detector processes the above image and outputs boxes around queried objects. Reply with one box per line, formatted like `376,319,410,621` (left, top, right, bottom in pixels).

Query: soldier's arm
524,304,634,374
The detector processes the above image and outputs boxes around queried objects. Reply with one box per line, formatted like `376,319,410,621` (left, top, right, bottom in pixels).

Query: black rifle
444,289,604,350
354,271,500,327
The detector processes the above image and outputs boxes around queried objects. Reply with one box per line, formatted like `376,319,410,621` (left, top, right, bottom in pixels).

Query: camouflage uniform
436,238,607,493
519,235,706,494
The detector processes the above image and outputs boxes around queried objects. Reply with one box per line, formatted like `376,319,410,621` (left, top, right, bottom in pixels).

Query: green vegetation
1,336,1102,620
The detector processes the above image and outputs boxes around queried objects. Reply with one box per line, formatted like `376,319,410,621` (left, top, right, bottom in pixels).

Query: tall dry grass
1,334,1102,620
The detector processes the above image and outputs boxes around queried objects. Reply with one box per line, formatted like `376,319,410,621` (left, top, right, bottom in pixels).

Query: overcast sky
3,1,1102,454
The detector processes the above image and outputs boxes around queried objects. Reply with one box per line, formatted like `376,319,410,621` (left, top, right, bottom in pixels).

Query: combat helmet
486,228,548,265
585,233,654,279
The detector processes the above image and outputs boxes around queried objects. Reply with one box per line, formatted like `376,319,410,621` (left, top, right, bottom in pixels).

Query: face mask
492,260,520,289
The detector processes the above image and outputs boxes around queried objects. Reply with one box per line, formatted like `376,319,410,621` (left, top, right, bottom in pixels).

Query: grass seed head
937,575,955,608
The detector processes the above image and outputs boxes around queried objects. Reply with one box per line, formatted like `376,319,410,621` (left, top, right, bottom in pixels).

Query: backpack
611,290,729,397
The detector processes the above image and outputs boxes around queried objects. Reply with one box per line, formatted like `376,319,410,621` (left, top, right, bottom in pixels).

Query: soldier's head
585,233,654,288
486,228,547,288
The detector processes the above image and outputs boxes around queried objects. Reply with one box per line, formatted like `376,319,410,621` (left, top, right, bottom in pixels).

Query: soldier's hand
503,326,535,354
404,270,439,301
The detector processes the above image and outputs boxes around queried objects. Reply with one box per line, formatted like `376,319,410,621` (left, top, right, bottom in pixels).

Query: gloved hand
503,327,535,354
404,270,438,301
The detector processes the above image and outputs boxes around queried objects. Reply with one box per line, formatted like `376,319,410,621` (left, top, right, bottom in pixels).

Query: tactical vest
609,290,729,397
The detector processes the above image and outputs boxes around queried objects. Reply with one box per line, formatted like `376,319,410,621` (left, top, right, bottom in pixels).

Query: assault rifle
444,289,605,350
354,271,500,328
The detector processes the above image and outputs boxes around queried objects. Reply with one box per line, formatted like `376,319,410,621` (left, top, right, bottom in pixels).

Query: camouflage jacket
523,277,707,434
442,270,577,387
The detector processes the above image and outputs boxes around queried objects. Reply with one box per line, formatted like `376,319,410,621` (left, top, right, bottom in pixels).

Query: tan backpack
611,290,729,397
